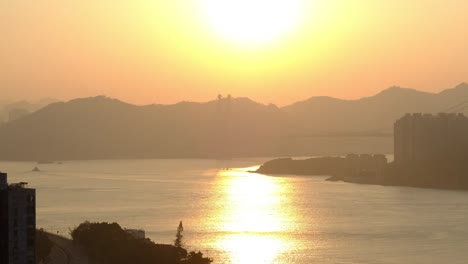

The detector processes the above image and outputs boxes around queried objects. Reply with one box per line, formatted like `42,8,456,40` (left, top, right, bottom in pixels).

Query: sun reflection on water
214,166,294,263
219,234,289,264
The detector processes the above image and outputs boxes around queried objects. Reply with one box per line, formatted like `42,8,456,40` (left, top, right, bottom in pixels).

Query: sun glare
212,167,295,263
199,0,303,47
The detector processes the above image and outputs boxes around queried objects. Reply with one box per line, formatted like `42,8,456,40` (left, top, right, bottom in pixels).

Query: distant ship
37,160,54,164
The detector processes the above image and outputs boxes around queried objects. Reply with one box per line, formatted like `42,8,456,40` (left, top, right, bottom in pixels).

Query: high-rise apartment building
394,113,468,163
0,172,36,264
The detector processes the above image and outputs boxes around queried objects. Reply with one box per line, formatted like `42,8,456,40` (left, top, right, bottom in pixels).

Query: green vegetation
70,221,212,264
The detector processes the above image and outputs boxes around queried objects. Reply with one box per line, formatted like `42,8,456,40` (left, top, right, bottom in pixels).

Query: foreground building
394,113,468,163
0,172,36,264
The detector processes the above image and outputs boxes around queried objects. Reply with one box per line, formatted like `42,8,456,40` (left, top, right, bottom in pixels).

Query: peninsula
256,113,468,190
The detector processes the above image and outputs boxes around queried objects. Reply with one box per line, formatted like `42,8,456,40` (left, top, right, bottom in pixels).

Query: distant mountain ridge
1,84,467,160
282,83,468,133
0,98,58,124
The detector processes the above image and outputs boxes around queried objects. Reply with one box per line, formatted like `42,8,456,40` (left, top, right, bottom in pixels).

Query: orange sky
1,0,467,106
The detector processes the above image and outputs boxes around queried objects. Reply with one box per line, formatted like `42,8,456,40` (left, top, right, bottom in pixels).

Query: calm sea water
2,158,468,264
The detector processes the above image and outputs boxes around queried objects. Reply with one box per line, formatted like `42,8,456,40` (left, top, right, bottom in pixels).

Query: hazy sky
1,0,467,105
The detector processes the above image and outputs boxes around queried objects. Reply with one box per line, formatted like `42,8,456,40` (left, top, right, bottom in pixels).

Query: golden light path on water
214,166,295,263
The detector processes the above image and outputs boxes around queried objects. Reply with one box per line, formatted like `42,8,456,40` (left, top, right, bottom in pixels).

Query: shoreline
255,157,468,191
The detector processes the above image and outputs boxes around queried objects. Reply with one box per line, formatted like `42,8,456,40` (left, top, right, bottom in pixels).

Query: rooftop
0,172,30,190
399,113,468,121
8,182,29,189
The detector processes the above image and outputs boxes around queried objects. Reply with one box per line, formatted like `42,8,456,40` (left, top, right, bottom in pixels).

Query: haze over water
3,159,468,263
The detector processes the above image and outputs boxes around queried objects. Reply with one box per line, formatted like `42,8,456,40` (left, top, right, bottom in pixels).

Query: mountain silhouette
0,96,283,160
0,98,57,124
283,83,468,134
1,84,468,160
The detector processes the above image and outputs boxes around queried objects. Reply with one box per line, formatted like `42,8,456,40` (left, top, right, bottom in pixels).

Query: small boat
32,166,40,172
37,160,54,164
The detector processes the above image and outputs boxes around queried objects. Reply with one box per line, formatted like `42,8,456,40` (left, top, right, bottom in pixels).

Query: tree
174,221,184,248
70,221,212,264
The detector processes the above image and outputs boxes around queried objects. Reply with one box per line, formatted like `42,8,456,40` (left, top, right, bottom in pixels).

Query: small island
255,154,387,185
256,155,386,179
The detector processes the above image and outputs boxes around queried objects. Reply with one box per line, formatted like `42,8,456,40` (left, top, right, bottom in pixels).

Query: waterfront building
125,229,146,240
0,172,36,264
394,113,468,163
345,154,388,178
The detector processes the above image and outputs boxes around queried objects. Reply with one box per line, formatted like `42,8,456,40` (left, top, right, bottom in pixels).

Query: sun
199,0,303,47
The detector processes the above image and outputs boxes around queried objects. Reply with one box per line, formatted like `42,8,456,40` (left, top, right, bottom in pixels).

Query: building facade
125,229,146,240
394,113,468,163
345,154,388,178
0,172,36,264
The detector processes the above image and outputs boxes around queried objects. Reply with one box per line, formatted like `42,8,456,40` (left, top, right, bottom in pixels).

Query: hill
0,96,283,160
0,98,57,124
282,83,468,134
0,84,468,160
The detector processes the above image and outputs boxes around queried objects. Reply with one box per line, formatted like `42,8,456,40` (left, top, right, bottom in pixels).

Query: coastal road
48,243,69,264
46,233,90,264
